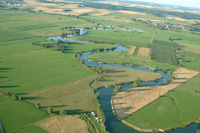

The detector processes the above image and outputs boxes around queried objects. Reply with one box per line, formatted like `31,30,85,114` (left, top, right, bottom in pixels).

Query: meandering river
47,27,199,133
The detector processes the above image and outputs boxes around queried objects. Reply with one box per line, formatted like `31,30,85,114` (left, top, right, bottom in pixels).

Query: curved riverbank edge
111,68,199,132
111,93,200,133
121,120,200,132
112,68,199,119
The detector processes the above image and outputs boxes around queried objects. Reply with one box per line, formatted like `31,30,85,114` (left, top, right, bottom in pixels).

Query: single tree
133,79,140,87
164,79,169,84
60,109,67,115
35,103,41,109
18,96,22,101
47,106,53,114
12,94,18,100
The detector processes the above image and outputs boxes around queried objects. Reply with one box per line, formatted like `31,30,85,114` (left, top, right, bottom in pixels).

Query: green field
15,125,48,133
151,30,200,71
87,51,148,66
0,94,49,132
124,74,200,130
73,28,156,47
151,44,178,65
0,1,200,132
0,9,115,133
92,66,162,88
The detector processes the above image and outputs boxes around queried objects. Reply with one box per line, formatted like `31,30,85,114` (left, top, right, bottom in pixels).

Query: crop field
0,94,49,132
151,44,178,65
1,1,200,132
113,68,199,119
127,46,136,55
36,115,88,133
137,47,150,57
87,51,149,66
15,125,48,133
124,73,200,130
93,66,162,88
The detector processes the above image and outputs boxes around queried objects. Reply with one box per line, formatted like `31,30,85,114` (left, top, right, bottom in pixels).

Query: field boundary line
82,113,99,133
146,29,159,66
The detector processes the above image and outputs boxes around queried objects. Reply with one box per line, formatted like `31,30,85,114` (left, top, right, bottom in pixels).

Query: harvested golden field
24,75,98,112
166,17,200,23
94,66,162,88
137,47,150,57
118,10,146,15
128,4,154,8
127,46,136,55
112,68,199,119
37,115,88,133
92,9,112,16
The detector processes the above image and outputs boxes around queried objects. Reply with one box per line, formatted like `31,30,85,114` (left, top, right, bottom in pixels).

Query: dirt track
112,68,199,119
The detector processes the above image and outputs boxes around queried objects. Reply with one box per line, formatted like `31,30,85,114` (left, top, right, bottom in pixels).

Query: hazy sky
134,0,200,8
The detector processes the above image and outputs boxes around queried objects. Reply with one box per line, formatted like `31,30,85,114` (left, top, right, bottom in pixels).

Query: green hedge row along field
151,44,178,65
15,125,48,133
0,94,49,132
87,51,149,66
124,74,200,130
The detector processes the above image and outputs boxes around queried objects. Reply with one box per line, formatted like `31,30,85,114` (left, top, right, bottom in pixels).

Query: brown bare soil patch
118,10,146,15
137,47,150,57
127,46,136,55
37,115,88,133
112,68,199,119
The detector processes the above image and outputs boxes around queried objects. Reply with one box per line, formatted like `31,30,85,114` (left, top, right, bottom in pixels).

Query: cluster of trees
133,79,141,87
32,40,68,53
61,27,81,35
63,9,72,12
83,2,200,20
113,84,122,94
94,65,103,73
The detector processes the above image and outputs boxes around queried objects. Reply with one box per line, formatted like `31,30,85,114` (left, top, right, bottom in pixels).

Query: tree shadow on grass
0,85,19,88
23,96,44,100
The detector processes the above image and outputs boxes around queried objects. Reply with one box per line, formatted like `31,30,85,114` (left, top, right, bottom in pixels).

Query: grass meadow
0,9,115,132
0,94,49,132
124,74,200,130
73,29,154,47
15,125,48,133
0,4,200,133
93,66,162,88
87,51,149,66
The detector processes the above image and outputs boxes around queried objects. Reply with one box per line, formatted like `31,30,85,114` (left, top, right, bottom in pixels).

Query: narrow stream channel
47,27,199,133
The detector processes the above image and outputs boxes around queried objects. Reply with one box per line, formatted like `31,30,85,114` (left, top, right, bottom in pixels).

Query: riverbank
112,68,199,132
